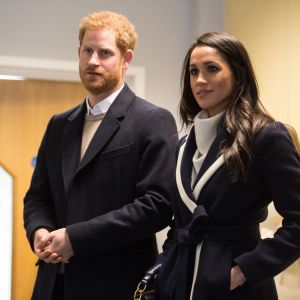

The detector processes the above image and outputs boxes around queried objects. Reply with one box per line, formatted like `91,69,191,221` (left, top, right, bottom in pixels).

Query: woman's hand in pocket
230,265,246,290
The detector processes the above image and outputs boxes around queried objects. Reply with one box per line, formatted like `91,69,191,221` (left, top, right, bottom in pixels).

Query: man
24,11,177,300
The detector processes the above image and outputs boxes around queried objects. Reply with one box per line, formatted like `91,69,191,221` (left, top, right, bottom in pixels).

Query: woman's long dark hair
179,32,274,181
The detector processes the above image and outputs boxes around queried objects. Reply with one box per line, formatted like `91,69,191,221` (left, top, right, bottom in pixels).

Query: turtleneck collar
193,110,225,155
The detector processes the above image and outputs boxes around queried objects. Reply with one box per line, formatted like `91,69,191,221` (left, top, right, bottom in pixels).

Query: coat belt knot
157,204,261,300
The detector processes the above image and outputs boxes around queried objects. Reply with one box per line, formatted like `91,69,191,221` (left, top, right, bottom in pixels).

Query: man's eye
83,48,93,55
99,50,112,58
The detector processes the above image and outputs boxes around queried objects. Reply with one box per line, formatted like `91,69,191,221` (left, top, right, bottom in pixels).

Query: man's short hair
79,11,138,53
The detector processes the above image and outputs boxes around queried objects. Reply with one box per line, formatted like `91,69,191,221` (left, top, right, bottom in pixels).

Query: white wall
0,0,224,123
192,0,224,39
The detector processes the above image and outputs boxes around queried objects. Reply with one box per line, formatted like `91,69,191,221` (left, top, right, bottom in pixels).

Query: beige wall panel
288,0,300,134
224,0,300,133
0,79,86,300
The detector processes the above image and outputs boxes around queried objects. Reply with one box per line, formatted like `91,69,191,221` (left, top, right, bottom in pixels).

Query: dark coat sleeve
23,116,57,249
234,122,300,288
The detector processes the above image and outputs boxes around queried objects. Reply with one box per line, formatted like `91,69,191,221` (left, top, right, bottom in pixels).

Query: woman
156,32,300,300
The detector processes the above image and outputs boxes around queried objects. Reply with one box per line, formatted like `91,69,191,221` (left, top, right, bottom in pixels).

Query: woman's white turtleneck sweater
191,110,225,188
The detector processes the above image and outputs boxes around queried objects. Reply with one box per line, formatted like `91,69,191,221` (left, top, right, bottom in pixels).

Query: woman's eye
207,65,219,72
189,68,199,76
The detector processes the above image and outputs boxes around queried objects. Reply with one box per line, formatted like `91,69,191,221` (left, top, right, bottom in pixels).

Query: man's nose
88,52,101,65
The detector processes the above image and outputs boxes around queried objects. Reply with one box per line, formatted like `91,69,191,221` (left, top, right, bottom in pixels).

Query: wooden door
0,79,86,300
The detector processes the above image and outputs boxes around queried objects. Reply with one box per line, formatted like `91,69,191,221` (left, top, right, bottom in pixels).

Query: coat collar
192,127,229,189
180,127,197,201
176,127,228,212
62,83,135,192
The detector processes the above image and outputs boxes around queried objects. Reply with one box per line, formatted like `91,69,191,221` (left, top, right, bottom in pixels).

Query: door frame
0,162,13,300
0,55,145,98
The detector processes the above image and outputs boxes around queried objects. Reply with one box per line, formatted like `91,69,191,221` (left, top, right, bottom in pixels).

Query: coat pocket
97,143,133,161
194,241,232,297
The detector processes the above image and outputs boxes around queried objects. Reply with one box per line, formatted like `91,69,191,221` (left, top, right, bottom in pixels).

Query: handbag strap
134,263,162,300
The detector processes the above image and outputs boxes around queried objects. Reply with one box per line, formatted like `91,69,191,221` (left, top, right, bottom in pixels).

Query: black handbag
134,264,162,300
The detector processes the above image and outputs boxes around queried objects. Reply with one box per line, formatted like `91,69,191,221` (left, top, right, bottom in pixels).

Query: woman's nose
196,73,207,83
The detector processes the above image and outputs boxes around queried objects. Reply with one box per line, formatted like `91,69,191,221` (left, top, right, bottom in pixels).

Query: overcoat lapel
180,128,197,202
62,102,86,193
77,114,120,172
62,84,135,192
77,84,134,173
176,130,197,213
192,128,229,190
177,127,228,212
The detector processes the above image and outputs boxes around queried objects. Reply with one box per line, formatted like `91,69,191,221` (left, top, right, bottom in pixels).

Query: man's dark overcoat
24,84,178,300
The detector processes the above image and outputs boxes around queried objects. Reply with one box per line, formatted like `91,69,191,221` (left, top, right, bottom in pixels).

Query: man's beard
79,67,121,95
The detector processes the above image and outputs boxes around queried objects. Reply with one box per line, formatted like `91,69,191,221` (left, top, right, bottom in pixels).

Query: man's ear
122,49,133,68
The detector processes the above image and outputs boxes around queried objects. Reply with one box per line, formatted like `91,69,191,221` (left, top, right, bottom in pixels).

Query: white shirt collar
193,110,225,155
86,84,124,115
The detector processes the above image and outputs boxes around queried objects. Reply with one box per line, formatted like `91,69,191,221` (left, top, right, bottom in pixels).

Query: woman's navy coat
157,122,300,300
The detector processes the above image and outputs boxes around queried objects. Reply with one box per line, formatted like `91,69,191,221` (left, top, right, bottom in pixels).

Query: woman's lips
197,89,212,97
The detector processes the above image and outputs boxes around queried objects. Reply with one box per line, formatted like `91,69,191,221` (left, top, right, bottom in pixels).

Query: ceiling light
0,75,25,80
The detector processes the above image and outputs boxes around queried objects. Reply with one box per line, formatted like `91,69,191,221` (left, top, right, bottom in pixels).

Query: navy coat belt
157,205,261,300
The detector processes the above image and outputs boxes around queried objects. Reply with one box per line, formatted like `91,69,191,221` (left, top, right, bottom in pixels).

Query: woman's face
189,45,234,117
